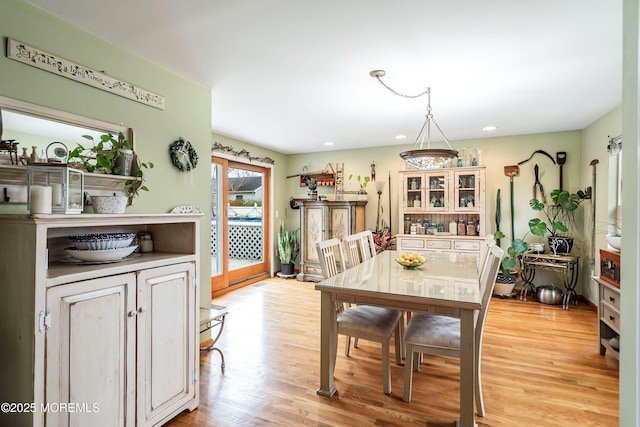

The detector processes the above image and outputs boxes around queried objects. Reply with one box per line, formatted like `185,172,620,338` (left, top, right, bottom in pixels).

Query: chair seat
338,305,403,337
404,313,460,350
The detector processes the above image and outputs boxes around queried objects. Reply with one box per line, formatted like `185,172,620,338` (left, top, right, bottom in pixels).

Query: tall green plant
277,221,300,264
529,188,590,237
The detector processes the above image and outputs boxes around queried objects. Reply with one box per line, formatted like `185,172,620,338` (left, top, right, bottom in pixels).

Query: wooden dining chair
316,238,403,395
478,233,496,271
357,230,377,259
342,233,364,269
402,245,504,416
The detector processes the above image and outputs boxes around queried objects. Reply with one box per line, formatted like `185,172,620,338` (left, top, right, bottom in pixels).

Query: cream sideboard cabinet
397,167,486,260
296,200,367,282
0,213,203,427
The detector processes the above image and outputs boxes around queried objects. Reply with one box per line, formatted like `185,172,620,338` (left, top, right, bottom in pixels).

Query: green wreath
169,138,198,172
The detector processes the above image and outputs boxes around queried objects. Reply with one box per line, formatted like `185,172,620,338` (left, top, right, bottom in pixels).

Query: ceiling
24,0,622,154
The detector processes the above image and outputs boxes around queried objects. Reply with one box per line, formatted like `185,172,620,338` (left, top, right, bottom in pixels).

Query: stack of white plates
66,233,138,262
65,245,138,262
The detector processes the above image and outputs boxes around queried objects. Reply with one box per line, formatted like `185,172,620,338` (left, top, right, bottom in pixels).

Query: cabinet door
137,263,196,427
302,205,326,264
425,171,448,211
453,170,480,212
329,206,351,240
402,172,425,211
46,273,137,427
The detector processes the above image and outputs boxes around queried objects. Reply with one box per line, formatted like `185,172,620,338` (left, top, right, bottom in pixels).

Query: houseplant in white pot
277,221,299,276
349,174,370,200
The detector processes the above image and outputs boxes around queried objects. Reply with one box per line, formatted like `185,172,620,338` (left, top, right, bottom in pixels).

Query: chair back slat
342,234,363,268
358,230,376,260
316,238,346,278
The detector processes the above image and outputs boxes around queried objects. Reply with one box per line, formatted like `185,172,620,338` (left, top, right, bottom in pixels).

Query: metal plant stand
519,253,579,310
200,306,229,371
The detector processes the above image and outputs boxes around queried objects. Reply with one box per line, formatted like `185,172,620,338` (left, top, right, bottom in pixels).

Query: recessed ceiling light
482,126,497,131
395,134,407,140
323,141,334,146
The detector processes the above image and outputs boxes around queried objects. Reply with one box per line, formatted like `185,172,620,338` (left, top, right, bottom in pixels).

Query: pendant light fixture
369,70,458,169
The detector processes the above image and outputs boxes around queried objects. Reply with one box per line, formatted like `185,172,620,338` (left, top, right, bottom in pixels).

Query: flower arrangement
372,228,395,254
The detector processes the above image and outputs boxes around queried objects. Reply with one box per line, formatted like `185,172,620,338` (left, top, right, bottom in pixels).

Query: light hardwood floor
166,278,619,427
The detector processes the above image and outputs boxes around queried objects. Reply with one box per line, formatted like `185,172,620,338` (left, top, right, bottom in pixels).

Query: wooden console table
519,253,579,310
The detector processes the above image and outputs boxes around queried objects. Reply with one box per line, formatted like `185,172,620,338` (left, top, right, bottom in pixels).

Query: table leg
457,309,477,427
317,291,338,397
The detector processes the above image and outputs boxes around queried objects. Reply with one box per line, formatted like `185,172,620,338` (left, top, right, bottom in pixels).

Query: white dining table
315,250,481,427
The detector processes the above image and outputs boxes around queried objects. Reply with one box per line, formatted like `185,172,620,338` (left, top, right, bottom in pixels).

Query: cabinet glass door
425,172,447,210
404,173,424,210
454,170,480,211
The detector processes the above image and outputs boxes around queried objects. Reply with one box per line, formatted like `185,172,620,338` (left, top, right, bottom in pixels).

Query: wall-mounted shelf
299,172,335,187
0,164,137,204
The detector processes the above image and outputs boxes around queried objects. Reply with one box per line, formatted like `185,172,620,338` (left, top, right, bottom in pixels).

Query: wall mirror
0,95,133,166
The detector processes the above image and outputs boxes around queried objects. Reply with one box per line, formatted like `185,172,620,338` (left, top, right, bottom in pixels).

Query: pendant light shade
369,70,458,169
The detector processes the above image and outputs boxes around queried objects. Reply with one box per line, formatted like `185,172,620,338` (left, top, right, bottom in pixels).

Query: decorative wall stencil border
212,142,275,164
6,38,165,110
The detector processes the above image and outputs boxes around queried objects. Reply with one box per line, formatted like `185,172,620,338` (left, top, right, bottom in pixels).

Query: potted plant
277,221,299,276
68,132,154,198
349,174,370,199
494,187,590,281
305,177,318,200
528,188,590,255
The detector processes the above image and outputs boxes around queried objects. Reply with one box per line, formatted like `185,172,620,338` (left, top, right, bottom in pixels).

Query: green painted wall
0,0,213,306
580,107,622,304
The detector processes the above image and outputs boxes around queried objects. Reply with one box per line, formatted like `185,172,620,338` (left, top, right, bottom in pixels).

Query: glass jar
457,220,466,236
466,221,476,236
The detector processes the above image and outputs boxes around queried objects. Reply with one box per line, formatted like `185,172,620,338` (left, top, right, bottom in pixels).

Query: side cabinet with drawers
593,249,621,360
296,200,367,282
0,213,203,427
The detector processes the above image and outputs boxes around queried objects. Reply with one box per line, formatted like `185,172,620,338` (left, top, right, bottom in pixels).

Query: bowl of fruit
395,253,426,269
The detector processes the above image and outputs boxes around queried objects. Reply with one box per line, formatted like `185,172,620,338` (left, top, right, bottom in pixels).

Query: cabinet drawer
427,239,452,250
304,265,323,275
399,238,427,250
453,240,481,252
602,287,620,310
601,305,620,332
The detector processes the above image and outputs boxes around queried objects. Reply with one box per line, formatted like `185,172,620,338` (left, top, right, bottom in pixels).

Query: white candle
30,185,52,214
51,184,62,207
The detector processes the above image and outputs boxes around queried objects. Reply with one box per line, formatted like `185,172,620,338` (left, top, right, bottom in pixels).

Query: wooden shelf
299,172,335,187
0,164,139,203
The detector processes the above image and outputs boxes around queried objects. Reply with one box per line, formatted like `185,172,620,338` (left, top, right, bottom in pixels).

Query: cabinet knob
609,315,615,321
128,310,138,317
138,306,146,314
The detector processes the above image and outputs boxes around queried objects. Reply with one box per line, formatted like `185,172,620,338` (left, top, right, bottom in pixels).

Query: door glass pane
211,163,223,277
228,167,264,272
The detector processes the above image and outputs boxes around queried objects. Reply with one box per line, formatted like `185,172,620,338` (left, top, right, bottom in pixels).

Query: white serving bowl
68,233,136,250
91,195,128,214
606,234,621,251
65,245,138,262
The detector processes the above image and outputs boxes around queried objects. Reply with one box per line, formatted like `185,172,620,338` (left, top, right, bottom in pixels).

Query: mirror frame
0,95,133,151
